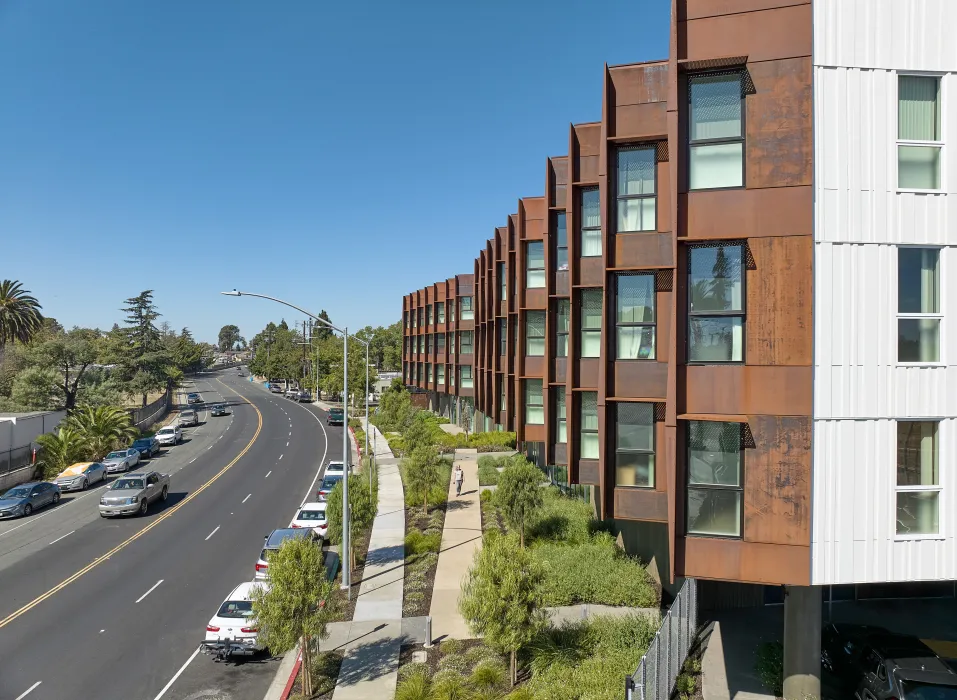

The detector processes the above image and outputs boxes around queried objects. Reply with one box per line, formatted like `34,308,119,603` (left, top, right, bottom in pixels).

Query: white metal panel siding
815,0,957,71
812,419,957,584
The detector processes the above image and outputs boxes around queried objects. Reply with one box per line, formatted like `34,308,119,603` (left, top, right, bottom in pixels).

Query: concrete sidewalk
428,448,483,642
329,418,407,700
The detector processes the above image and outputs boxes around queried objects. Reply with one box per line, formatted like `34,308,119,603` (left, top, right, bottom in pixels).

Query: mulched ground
331,528,372,622
398,638,490,677
290,650,344,700
403,501,448,618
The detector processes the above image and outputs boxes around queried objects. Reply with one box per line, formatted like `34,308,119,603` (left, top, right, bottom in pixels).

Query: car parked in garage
0,482,60,518
54,462,107,492
103,448,140,474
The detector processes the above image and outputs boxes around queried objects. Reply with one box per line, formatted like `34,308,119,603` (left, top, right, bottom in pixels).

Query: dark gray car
0,482,61,518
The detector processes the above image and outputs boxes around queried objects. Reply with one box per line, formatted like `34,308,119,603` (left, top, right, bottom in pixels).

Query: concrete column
783,585,822,700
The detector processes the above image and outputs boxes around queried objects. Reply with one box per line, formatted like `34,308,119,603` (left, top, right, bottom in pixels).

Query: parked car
155,425,183,446
0,482,60,518
327,408,344,426
290,502,328,539
325,461,345,479
186,392,202,404
210,403,229,417
203,581,269,658
285,387,300,400
132,437,160,458
316,473,343,502
295,390,312,403
179,409,199,427
54,462,107,492
255,528,322,579
98,471,170,517
822,623,957,700
268,383,284,394
103,448,140,474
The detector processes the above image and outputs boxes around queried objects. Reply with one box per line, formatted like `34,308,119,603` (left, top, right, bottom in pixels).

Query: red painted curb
280,650,302,700
348,426,361,459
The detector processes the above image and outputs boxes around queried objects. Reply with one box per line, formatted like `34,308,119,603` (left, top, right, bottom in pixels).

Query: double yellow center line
0,378,263,630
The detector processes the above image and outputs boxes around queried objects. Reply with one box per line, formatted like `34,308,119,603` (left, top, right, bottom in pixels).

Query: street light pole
222,290,353,599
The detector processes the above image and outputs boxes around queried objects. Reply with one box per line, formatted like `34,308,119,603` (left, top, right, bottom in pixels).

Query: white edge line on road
152,646,201,700
205,525,220,541
242,493,251,503
293,401,330,508
286,441,289,447
265,470,272,478
135,579,164,604
14,681,41,700
188,458,197,464
279,454,283,460
49,530,76,545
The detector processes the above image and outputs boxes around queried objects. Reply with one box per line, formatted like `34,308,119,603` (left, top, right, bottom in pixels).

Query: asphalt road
0,370,342,700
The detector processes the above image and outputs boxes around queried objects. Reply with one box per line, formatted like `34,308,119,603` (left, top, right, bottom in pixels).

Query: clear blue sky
0,0,669,344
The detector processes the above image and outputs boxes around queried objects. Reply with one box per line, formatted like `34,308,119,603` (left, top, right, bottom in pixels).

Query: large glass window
898,76,942,190
460,365,473,388
555,212,568,271
898,248,940,363
525,311,546,356
616,403,655,488
580,392,599,459
689,73,744,190
580,188,602,257
617,274,656,359
436,302,445,324
426,334,432,354
460,331,473,355
499,318,507,356
460,297,474,321
579,289,602,358
416,363,422,383
426,304,432,325
525,379,544,424
555,390,567,443
688,245,744,363
686,421,743,537
417,335,423,354
617,146,656,232
526,241,545,288
555,299,570,357
437,333,446,354
417,308,423,328
437,364,445,385
426,363,432,383
448,332,455,356
897,422,940,536
499,262,507,301
500,379,506,412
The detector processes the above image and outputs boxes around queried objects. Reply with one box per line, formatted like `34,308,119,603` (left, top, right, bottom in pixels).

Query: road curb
263,645,301,700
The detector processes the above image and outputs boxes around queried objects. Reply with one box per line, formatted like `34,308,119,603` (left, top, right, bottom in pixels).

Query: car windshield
298,509,326,522
133,439,151,447
320,477,340,490
901,682,957,700
216,600,254,619
158,428,174,434
113,479,144,490
4,487,31,499
106,452,125,460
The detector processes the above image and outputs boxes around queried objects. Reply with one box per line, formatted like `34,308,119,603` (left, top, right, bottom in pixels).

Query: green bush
468,431,517,451
471,658,508,691
478,462,501,486
439,638,464,656
395,665,431,700
533,536,658,607
400,457,452,509
755,641,784,695
438,652,471,676
405,530,442,555
526,488,595,546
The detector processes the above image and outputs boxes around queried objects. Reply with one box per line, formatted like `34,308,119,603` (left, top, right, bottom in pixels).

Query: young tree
325,474,376,572
0,280,44,349
459,531,547,686
403,411,435,453
35,427,89,478
403,443,442,510
374,383,415,433
495,459,544,547
250,537,337,697
67,405,138,460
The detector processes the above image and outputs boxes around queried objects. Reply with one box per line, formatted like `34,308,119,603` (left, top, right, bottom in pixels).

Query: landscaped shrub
395,665,431,700
469,431,517,451
478,462,501,486
405,530,441,555
533,534,658,607
526,488,595,546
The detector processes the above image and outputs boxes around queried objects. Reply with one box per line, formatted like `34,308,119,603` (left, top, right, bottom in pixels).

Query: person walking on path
454,464,464,497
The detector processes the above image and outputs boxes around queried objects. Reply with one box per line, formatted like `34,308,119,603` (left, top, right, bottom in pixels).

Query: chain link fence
628,578,698,700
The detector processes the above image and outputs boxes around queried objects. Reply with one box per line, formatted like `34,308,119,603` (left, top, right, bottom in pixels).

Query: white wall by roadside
0,410,67,489
812,0,957,584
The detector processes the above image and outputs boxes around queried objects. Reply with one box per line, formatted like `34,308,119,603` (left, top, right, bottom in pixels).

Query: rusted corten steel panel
681,365,812,417
677,3,811,63
681,187,813,239
548,156,568,209
616,488,669,522
678,537,810,585
679,0,808,21
572,123,601,184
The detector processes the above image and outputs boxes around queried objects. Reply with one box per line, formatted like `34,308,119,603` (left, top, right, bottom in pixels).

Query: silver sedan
103,449,140,474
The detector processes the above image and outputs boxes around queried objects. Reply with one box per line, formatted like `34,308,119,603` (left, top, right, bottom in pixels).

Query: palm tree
35,428,88,479
0,280,44,349
67,405,138,461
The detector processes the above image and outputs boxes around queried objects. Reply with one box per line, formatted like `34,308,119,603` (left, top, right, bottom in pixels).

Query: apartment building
402,1,956,696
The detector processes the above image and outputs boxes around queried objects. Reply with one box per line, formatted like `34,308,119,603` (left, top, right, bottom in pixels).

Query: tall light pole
222,290,353,599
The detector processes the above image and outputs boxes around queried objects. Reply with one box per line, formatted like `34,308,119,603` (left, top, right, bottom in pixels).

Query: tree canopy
217,324,245,352
0,280,44,348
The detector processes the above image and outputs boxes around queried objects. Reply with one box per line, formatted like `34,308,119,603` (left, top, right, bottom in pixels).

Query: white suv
155,425,182,446
204,581,268,656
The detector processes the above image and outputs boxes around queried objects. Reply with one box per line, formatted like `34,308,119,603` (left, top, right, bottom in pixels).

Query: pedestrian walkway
326,418,407,700
428,448,483,642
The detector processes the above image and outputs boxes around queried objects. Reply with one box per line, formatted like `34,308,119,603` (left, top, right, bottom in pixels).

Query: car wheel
23,504,32,516
81,479,88,491
160,486,168,501
139,499,149,516
52,493,60,505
